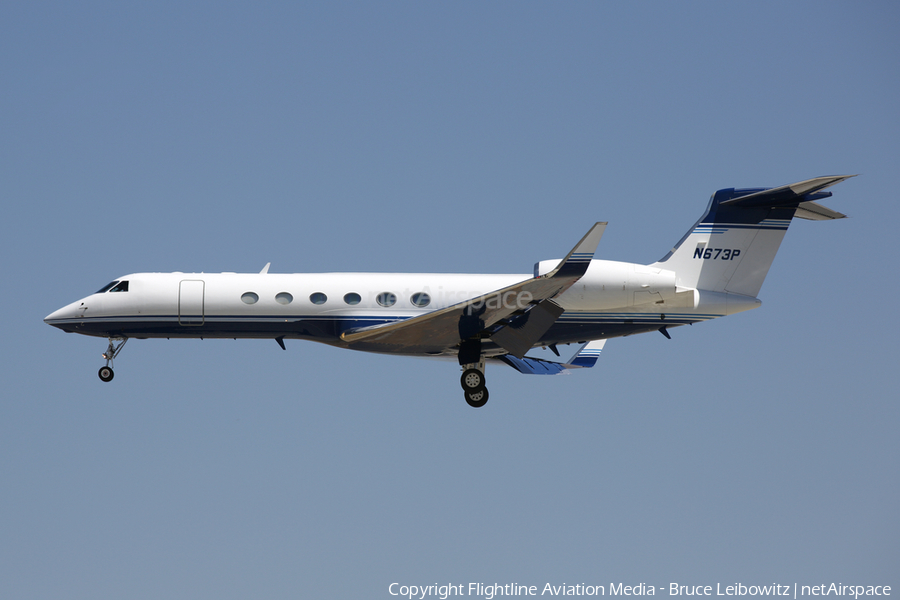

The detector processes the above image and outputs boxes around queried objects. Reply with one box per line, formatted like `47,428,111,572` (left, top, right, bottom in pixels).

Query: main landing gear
460,361,489,408
98,337,127,382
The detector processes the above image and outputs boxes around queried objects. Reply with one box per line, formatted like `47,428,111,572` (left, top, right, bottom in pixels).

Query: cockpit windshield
96,281,119,294
95,280,129,294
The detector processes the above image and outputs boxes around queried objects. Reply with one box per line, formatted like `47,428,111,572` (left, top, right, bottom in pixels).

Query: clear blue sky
2,2,897,598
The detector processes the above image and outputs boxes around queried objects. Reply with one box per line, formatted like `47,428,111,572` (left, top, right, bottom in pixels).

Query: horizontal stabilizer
793,200,847,220
720,175,855,209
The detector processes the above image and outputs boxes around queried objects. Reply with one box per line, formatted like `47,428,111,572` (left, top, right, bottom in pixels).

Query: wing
568,339,606,368
340,222,607,356
495,340,607,374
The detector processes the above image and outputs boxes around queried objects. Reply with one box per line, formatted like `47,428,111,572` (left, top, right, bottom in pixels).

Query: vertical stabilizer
651,176,852,297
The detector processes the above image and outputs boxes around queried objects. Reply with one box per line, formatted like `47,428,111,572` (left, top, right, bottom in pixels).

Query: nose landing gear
99,337,127,382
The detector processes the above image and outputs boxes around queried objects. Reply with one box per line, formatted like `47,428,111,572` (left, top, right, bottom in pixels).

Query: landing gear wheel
460,368,486,392
465,387,489,408
98,366,114,382
98,337,127,383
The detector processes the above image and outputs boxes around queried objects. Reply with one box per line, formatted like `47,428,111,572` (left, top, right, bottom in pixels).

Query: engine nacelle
534,259,686,310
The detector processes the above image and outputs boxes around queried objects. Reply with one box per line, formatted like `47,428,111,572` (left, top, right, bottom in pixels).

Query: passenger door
178,280,205,325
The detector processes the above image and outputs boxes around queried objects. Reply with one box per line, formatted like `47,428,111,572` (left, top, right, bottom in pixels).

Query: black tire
460,368,485,392
98,366,114,382
465,387,489,408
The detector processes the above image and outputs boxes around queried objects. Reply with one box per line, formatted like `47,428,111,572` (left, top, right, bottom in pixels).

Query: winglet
260,262,271,274
568,339,606,368
543,222,607,279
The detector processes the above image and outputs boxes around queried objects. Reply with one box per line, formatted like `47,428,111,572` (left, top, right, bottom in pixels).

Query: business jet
45,176,852,407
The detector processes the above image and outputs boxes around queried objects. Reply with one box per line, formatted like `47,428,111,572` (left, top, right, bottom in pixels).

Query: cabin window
410,292,430,307
96,281,119,294
309,292,327,305
343,292,361,305
109,281,129,293
241,292,259,304
376,292,397,307
275,292,293,305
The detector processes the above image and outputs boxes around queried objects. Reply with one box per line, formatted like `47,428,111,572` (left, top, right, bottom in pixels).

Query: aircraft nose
44,300,85,330
44,306,65,323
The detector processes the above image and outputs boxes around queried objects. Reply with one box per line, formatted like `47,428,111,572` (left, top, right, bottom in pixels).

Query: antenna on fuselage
260,262,271,274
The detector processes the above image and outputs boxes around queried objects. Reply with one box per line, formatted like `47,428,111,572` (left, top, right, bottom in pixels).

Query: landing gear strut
99,337,127,382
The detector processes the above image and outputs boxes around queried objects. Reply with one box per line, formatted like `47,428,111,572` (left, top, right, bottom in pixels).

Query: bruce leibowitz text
389,582,891,600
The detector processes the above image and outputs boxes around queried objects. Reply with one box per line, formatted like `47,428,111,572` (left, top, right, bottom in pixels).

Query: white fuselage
44,259,760,354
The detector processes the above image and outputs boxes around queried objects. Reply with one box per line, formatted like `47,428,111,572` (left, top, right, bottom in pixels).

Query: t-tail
651,176,854,298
